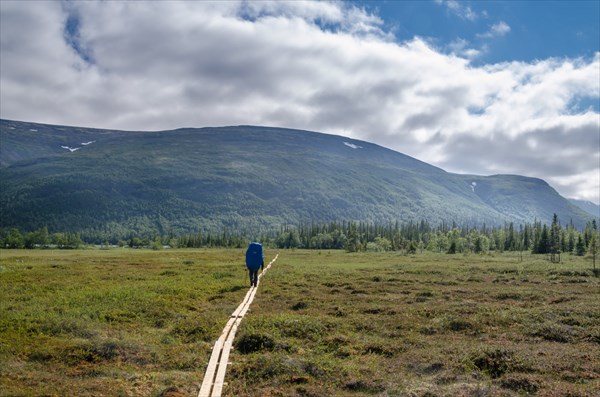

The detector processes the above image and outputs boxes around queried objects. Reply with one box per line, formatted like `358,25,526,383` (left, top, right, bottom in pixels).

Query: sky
1,0,599,204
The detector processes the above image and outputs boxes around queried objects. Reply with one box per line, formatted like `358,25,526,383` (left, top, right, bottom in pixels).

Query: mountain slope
460,174,594,227
569,199,600,218
0,119,594,239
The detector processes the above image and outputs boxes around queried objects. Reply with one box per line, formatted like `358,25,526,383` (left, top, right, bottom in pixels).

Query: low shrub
235,332,275,354
470,348,523,378
60,338,151,365
291,301,308,311
447,319,475,332
495,292,522,300
363,342,396,357
500,376,539,393
169,318,211,342
273,315,325,340
163,343,204,370
344,379,386,393
232,354,303,381
528,322,577,343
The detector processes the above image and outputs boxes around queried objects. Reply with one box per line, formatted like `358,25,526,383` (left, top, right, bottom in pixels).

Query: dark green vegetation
1,249,598,396
271,217,599,260
1,119,594,242
4,217,598,276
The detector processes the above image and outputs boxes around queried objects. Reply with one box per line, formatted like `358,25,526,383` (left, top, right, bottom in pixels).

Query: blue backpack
245,242,264,271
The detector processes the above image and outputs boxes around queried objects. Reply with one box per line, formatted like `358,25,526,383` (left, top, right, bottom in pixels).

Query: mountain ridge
0,119,594,240
569,198,600,218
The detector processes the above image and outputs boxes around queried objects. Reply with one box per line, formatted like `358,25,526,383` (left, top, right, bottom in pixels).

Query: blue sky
360,0,599,64
1,0,599,204
365,0,600,114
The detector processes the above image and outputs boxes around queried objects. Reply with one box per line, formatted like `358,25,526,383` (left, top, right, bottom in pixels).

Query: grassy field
1,249,598,396
0,248,250,397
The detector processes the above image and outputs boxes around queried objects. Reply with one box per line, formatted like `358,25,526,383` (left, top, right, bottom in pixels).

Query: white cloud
435,0,481,21
448,38,482,59
1,0,599,204
477,21,511,38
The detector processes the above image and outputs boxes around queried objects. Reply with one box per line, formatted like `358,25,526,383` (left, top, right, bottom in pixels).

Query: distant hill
0,119,595,240
569,199,600,218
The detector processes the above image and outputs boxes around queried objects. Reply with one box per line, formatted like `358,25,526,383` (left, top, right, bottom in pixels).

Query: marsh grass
227,251,600,396
0,248,251,396
1,249,598,396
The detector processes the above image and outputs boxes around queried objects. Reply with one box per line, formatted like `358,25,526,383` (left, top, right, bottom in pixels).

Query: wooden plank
231,289,253,318
198,339,223,397
198,317,236,396
198,254,279,397
210,339,234,396
238,287,258,318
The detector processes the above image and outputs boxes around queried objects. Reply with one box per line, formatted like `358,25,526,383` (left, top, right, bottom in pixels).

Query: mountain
569,199,600,218
0,119,594,240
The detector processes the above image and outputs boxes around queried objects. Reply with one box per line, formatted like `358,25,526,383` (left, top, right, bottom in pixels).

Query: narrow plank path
198,254,279,397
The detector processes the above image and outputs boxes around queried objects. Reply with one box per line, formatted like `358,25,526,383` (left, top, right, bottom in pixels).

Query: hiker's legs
249,270,258,287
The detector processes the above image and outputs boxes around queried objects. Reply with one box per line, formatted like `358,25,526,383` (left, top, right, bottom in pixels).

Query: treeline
271,216,599,256
0,227,83,249
2,215,598,258
0,226,255,250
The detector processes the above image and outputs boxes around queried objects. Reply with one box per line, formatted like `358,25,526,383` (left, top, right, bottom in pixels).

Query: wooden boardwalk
198,254,279,397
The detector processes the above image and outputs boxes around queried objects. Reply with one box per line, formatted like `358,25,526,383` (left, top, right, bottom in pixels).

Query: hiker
245,241,264,287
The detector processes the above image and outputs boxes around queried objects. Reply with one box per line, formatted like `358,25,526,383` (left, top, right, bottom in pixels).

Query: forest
2,215,598,260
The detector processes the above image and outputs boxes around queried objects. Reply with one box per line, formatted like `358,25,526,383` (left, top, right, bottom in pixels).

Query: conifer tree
346,222,360,252
537,225,550,254
588,232,598,275
575,235,586,256
549,213,561,262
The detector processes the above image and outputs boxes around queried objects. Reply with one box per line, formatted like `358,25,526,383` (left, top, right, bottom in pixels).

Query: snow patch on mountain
61,146,80,152
344,142,362,149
